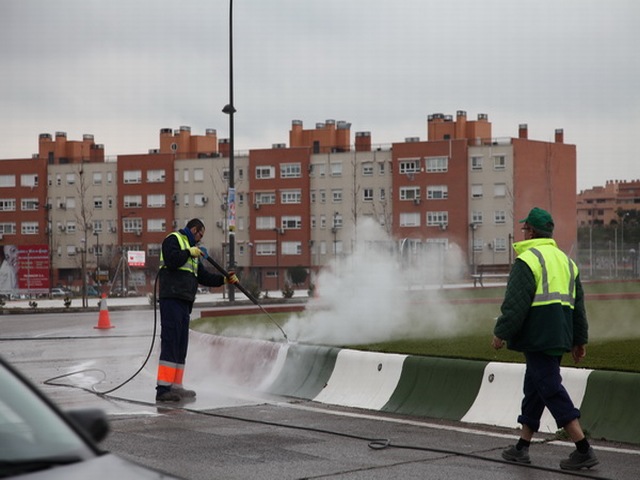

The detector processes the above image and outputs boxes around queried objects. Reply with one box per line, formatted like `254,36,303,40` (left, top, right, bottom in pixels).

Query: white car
0,355,184,479
51,288,70,297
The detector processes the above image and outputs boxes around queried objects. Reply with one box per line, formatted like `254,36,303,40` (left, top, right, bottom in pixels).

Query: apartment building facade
0,112,577,295
577,179,640,226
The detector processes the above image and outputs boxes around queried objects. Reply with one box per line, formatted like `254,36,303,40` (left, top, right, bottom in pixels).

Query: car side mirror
66,408,111,443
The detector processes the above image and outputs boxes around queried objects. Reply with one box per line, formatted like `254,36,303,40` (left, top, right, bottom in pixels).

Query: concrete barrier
313,349,406,410
190,331,640,445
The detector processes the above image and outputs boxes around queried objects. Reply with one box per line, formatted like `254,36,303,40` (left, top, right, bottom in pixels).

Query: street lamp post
94,230,100,287
273,228,282,291
621,212,629,278
469,223,478,275
331,211,339,258
222,0,236,302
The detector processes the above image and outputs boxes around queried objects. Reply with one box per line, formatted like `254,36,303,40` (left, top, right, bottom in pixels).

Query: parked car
86,285,101,297
51,288,71,297
0,355,184,479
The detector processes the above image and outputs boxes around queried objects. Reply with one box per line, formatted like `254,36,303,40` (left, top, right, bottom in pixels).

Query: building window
494,237,507,252
21,222,39,235
471,184,483,199
193,194,208,207
332,214,343,229
493,155,506,170
472,211,483,224
147,169,166,183
281,190,302,204
0,199,16,211
193,168,204,182
147,219,166,232
256,216,276,230
310,163,326,177
282,241,302,255
494,183,507,197
124,195,143,208
123,218,143,233
425,157,448,173
362,162,374,176
0,175,16,187
363,188,373,202
93,196,103,209
427,185,448,200
123,170,142,184
330,162,342,177
399,212,420,227
0,222,16,235
93,172,103,185
256,166,275,179
256,242,276,256
426,211,449,226
255,192,276,205
280,163,301,179
471,156,483,171
21,174,38,187
379,188,386,201
281,216,302,230
399,186,421,201
148,243,162,257
147,194,166,208
320,190,326,203
331,189,343,203
494,210,507,224
21,199,37,212
399,158,420,174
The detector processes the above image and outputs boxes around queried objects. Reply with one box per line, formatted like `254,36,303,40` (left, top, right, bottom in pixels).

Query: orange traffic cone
94,294,114,329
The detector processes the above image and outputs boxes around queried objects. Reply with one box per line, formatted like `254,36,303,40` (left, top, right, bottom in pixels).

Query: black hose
203,255,289,341
45,270,161,395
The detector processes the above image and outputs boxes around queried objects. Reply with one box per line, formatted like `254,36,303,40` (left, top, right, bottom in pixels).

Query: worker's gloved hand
224,271,239,285
199,247,209,259
188,246,203,258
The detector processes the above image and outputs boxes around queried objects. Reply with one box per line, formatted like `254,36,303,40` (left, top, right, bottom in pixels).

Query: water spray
204,255,289,342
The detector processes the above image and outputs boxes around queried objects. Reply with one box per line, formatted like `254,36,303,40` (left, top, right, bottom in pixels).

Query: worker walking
492,207,599,471
156,218,238,402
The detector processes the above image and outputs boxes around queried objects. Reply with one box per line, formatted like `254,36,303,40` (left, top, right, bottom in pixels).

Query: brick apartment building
577,179,640,226
0,112,576,296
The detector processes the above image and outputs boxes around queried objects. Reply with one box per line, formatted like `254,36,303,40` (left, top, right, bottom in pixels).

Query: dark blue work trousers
518,351,581,432
156,298,191,394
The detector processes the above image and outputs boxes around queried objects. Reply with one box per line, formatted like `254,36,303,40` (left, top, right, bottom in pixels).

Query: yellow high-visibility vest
159,232,198,276
518,243,577,309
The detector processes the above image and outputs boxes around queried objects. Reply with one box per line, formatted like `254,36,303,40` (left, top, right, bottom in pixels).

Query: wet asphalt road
2,308,639,479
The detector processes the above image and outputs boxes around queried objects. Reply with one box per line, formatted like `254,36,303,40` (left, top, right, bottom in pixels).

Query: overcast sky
1,0,638,191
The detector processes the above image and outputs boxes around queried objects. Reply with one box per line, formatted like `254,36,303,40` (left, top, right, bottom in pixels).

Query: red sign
11,245,50,294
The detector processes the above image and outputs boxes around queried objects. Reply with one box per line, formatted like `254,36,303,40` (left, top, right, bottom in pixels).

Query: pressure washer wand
204,255,289,341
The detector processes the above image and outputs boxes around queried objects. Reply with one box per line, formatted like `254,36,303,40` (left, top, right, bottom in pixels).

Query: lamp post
273,228,282,291
222,0,236,302
621,212,629,278
94,230,100,287
469,223,478,275
331,211,339,258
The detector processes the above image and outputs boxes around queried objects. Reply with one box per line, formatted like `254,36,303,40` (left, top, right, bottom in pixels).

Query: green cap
520,207,554,234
